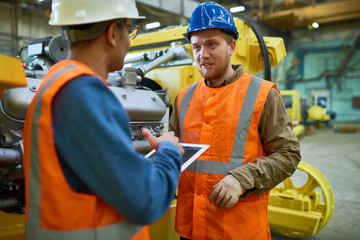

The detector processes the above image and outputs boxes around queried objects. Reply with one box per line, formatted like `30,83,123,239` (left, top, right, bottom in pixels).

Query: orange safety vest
23,60,149,240
175,74,277,240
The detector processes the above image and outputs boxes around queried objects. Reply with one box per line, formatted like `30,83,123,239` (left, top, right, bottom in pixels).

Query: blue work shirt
52,75,181,224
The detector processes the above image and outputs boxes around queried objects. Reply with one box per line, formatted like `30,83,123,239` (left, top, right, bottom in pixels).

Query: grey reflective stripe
27,64,144,239
25,221,144,240
231,76,263,164
28,64,76,228
181,76,263,175
178,81,199,142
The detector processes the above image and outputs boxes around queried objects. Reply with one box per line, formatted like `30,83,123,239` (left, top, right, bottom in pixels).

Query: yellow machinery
280,90,305,137
307,106,331,123
280,89,331,133
0,54,27,97
0,18,333,240
0,54,27,240
128,17,286,105
273,90,334,237
268,161,334,238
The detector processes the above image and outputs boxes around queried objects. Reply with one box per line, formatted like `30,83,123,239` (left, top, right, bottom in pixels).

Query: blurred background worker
169,2,301,239
23,0,183,239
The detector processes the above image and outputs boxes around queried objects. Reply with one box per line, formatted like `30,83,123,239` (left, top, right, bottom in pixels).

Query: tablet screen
145,143,209,172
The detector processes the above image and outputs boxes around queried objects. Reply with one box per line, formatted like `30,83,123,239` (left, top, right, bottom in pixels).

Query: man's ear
105,22,118,47
229,40,236,55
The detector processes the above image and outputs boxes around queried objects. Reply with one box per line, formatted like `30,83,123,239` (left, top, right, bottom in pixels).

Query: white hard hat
49,0,144,26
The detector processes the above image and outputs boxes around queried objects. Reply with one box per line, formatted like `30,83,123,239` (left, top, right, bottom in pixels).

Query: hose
239,18,272,81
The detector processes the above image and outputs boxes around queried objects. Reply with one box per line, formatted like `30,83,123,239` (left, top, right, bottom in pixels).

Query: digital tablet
145,143,210,172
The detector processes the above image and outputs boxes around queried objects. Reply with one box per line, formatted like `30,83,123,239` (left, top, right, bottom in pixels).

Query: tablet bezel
145,143,209,172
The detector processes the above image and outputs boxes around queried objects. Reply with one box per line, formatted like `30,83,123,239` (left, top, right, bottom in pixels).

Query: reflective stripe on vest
178,81,199,142
178,76,263,175
26,63,144,240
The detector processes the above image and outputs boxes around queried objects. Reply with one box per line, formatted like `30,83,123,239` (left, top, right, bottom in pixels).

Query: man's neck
69,49,108,80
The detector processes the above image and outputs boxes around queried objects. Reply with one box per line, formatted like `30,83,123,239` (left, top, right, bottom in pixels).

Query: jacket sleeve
52,76,181,224
229,88,301,198
169,95,180,137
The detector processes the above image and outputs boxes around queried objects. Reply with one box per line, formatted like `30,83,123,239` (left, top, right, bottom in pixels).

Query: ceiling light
312,22,319,29
230,6,245,13
145,22,161,30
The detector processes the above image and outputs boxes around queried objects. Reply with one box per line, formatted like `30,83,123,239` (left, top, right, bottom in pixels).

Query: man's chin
199,69,213,79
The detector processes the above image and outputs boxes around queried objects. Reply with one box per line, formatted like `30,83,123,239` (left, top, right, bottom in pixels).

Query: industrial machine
280,89,306,136
281,89,332,134
0,17,333,239
273,90,335,237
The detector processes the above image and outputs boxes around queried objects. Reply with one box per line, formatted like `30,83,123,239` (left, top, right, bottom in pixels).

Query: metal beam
256,0,360,30
137,0,199,19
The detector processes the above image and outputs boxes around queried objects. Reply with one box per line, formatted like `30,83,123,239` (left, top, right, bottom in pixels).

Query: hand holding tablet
145,143,209,172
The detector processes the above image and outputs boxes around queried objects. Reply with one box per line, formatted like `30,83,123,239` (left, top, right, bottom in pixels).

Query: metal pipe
125,51,159,64
125,55,144,64
25,69,48,79
122,67,138,90
138,49,176,77
0,197,18,211
0,148,21,165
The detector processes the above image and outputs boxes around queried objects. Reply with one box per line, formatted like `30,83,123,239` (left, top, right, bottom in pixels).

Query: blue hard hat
184,2,239,41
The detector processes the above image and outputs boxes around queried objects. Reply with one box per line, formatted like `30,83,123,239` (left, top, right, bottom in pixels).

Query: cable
239,17,272,81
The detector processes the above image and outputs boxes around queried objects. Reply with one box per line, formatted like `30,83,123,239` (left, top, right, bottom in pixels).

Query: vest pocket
211,124,233,160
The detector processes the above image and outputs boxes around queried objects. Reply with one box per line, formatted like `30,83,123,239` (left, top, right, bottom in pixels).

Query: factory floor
271,122,360,240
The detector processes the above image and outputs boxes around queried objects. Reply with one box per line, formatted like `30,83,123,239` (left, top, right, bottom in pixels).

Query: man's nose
199,47,210,58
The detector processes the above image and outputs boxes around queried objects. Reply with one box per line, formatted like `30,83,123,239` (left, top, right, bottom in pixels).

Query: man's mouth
201,62,213,69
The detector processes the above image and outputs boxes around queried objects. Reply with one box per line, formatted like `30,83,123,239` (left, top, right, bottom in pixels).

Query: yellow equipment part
280,90,302,122
149,199,178,239
0,207,178,240
292,124,305,137
130,17,286,106
0,211,25,240
0,54,27,240
280,90,330,127
0,54,27,98
268,161,335,238
307,105,331,122
280,90,305,137
131,18,286,74
144,65,202,107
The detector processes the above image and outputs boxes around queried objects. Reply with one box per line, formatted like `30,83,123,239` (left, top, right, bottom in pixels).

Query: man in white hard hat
23,0,183,239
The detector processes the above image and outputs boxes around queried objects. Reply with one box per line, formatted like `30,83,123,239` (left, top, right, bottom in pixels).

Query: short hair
220,29,237,44
62,19,126,45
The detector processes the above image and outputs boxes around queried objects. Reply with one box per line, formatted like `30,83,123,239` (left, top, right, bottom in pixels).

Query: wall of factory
276,20,360,122
0,2,59,56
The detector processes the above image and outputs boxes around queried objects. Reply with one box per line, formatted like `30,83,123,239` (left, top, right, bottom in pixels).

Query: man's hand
142,128,184,155
209,174,245,210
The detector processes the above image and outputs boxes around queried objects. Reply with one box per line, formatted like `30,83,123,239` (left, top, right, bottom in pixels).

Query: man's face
116,24,132,70
191,29,235,84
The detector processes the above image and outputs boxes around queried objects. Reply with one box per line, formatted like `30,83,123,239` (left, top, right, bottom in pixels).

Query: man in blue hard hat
169,2,301,239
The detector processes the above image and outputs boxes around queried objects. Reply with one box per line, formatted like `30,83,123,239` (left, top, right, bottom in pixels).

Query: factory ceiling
136,0,360,31
1,0,360,32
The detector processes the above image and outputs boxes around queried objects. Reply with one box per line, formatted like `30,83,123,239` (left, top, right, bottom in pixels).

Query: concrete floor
271,124,360,240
